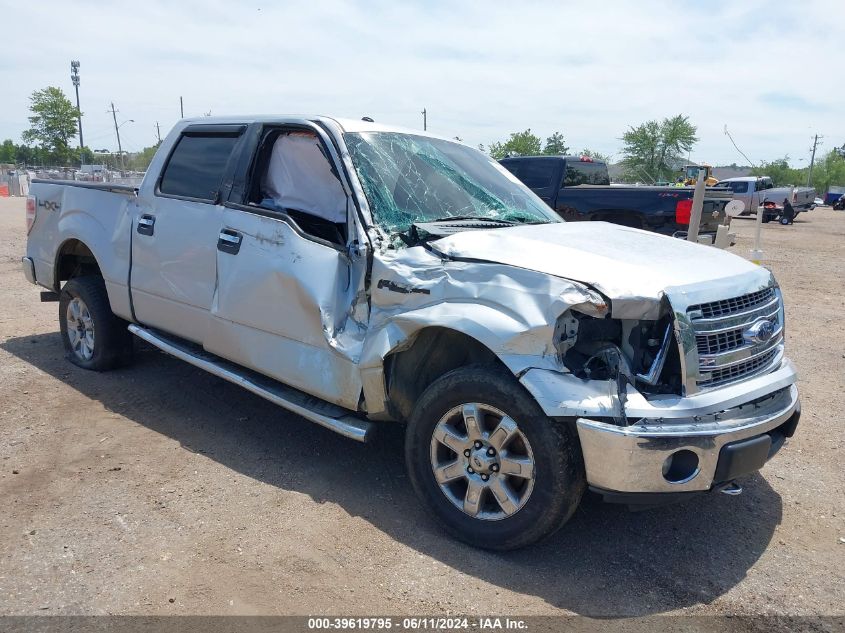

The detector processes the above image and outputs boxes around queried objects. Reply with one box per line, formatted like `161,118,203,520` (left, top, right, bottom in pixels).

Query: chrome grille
696,328,745,355
689,287,776,319
695,314,778,355
686,287,783,391
698,348,779,388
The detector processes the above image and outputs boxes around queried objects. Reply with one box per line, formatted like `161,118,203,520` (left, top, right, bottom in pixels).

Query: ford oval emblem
743,319,775,345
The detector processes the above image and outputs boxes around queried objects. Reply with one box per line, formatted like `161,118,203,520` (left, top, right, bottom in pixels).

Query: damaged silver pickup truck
23,116,800,550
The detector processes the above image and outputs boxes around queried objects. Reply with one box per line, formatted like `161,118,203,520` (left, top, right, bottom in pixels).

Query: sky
1,0,843,166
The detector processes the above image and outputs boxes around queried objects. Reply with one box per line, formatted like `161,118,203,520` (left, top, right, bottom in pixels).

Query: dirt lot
0,196,843,618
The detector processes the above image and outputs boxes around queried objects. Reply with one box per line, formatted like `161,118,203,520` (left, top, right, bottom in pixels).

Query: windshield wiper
429,215,517,224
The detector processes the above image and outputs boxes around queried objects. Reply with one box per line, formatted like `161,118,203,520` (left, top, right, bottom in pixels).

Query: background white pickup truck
22,116,801,549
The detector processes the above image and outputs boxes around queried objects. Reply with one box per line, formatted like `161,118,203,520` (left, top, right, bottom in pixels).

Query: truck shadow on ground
3,333,784,617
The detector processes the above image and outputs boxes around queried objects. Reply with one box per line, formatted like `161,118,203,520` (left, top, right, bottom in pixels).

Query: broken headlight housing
555,308,682,396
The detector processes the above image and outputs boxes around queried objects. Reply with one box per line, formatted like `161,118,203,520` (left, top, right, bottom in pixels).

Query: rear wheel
59,276,133,371
405,365,585,550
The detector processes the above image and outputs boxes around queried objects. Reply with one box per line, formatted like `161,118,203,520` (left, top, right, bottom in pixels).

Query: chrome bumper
22,256,36,284
575,383,799,493
519,359,800,494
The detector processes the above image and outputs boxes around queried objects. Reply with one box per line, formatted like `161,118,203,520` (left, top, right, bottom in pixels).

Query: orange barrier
0,185,9,197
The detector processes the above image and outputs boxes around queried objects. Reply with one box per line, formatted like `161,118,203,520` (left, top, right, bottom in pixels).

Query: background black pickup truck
500,155,731,239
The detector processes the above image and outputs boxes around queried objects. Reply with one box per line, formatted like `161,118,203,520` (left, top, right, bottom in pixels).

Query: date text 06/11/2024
306,617,529,630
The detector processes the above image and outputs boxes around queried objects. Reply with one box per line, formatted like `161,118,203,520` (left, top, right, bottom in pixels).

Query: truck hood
429,222,771,319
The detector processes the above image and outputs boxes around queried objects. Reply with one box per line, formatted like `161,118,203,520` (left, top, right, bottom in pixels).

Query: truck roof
718,176,762,182
173,115,458,143
500,155,607,166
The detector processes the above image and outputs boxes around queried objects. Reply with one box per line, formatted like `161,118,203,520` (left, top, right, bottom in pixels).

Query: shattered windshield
344,132,559,238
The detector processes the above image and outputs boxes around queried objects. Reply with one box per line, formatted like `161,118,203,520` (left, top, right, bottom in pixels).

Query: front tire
405,365,585,550
59,276,133,371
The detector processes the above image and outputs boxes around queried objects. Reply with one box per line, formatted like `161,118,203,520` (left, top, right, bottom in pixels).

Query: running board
128,324,373,442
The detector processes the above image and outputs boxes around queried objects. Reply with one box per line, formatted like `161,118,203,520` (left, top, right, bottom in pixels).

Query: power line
723,124,756,167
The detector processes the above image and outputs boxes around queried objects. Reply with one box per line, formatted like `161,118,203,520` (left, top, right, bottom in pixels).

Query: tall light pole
421,108,427,131
70,61,84,161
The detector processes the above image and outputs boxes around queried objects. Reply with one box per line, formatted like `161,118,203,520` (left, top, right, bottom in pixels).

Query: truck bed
26,179,138,321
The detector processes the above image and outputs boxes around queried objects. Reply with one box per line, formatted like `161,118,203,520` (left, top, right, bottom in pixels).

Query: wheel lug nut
474,441,483,449
487,447,496,456
463,449,471,457
491,464,499,472
481,474,489,481
467,466,474,474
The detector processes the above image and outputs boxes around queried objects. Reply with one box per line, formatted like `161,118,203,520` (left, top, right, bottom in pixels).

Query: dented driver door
203,206,367,411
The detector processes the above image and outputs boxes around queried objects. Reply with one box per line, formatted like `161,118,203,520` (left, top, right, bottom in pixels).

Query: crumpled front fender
358,246,611,417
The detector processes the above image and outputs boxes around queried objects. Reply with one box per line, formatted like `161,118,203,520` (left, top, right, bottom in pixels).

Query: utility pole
807,134,821,187
109,102,125,171
155,121,161,144
70,61,84,163
180,96,184,118
421,108,427,131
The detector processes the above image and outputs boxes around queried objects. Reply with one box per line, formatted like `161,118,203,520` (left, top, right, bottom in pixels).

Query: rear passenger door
131,124,245,344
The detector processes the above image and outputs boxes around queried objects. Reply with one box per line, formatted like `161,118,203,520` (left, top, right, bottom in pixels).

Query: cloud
759,93,830,112
1,0,843,166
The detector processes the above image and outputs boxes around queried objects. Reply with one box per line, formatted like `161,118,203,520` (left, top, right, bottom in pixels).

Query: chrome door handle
137,215,155,236
217,230,242,255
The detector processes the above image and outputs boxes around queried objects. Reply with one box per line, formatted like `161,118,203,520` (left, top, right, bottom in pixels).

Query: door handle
137,214,156,236
217,229,242,255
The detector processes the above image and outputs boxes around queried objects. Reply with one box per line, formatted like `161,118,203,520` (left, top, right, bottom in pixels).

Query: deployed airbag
262,133,348,224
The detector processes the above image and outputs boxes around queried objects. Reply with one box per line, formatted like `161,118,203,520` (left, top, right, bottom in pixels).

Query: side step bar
128,325,373,442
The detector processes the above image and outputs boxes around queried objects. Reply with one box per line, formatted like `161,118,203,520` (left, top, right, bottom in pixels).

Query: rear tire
59,276,133,371
405,364,585,550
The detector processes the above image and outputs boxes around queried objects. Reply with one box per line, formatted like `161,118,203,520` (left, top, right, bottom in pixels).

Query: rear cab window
158,128,243,201
562,160,610,186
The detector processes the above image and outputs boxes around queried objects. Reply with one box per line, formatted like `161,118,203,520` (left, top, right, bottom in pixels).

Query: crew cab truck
23,117,800,550
717,176,817,222
500,155,732,241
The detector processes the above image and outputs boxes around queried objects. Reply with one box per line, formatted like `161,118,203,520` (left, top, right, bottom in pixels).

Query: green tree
579,148,612,163
22,87,81,165
750,157,804,187
489,129,542,159
810,150,845,194
621,114,698,182
0,139,16,163
543,132,569,155
127,144,161,172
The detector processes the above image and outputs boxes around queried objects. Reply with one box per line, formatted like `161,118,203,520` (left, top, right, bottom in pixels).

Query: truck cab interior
248,129,349,245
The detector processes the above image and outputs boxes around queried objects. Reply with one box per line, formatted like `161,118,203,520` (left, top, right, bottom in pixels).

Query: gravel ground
0,196,843,618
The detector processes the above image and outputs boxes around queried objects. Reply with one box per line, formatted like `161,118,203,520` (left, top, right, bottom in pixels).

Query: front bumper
520,360,800,494
575,384,799,494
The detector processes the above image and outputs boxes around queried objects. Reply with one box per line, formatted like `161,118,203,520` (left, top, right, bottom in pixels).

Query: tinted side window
159,134,240,201
563,161,610,186
718,181,749,193
501,160,557,189
518,161,557,188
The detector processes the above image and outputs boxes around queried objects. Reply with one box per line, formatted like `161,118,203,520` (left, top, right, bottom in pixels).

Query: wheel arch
383,326,509,422
54,238,102,291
